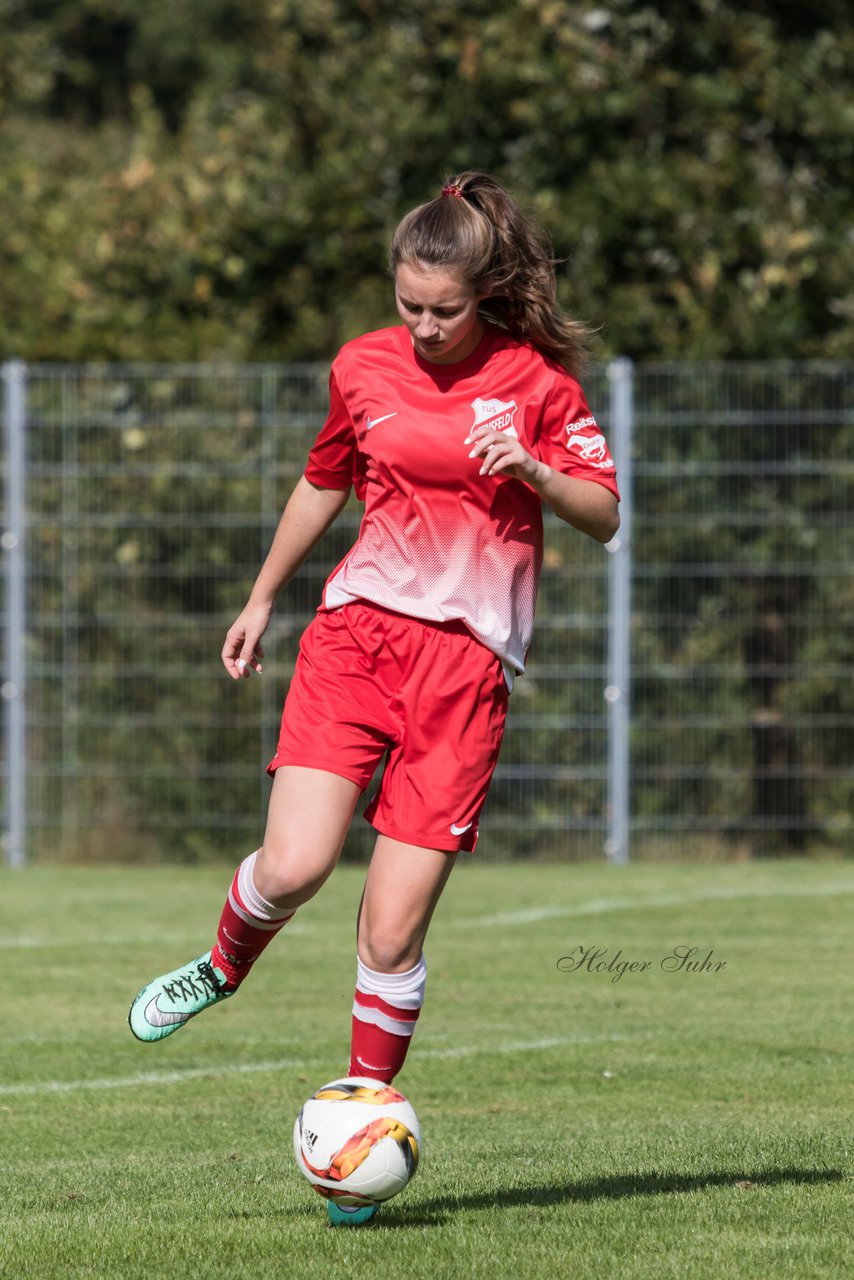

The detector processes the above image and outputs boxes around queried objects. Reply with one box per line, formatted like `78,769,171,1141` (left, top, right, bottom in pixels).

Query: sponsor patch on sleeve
564,417,614,469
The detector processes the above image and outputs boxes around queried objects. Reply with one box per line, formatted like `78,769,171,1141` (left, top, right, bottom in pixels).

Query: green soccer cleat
128,951,232,1042
326,1202,380,1228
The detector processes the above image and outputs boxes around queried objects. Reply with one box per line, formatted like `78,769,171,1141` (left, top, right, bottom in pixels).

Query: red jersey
303,323,619,681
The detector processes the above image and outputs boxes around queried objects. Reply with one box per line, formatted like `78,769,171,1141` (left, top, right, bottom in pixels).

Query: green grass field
1,859,851,1279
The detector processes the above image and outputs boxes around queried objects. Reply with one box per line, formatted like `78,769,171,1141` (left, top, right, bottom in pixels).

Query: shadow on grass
377,1166,846,1228
225,1167,845,1228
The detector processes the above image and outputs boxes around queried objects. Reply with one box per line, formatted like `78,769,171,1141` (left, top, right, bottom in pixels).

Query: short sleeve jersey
304,323,619,679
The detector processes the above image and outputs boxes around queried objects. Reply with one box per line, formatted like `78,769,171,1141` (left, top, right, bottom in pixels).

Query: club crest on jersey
471,396,518,439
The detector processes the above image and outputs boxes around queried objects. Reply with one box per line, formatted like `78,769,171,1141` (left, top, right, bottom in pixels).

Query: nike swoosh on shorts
450,821,474,835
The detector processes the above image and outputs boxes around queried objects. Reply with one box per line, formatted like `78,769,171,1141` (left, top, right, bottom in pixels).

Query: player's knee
253,843,330,909
358,928,421,974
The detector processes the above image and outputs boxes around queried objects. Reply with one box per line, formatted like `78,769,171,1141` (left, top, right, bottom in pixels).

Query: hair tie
441,183,464,199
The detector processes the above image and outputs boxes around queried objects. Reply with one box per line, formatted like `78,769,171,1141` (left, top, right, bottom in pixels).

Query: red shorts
267,601,509,852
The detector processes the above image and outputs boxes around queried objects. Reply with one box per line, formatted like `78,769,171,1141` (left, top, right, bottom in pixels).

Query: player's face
395,261,488,365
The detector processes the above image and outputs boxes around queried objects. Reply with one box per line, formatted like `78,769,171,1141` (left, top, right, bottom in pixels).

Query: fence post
2,360,27,868
605,358,634,864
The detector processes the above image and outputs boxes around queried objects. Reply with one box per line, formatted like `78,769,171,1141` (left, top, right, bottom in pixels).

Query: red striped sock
348,955,427,1083
211,850,295,989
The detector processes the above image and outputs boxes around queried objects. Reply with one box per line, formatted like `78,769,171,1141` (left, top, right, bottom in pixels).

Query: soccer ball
293,1076,421,1206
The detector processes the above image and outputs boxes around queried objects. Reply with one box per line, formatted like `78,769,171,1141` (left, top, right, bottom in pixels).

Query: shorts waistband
329,598,476,640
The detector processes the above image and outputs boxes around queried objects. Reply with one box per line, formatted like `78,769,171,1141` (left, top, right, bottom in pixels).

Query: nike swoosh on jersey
144,997,191,1027
366,412,398,430
450,821,474,835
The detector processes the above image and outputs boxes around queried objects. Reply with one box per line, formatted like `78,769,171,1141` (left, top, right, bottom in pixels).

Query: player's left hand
464,426,548,486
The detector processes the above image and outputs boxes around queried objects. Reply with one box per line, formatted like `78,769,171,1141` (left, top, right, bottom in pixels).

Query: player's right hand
221,601,271,680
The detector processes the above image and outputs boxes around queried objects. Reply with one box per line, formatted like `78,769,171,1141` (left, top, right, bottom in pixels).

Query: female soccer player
128,171,619,1224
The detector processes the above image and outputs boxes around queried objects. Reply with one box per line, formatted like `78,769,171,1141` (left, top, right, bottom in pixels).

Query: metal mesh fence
630,362,854,858
2,360,852,864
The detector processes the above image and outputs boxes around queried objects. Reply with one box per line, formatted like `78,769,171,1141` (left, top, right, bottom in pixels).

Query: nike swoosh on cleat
143,997,191,1028
366,413,398,430
450,821,474,835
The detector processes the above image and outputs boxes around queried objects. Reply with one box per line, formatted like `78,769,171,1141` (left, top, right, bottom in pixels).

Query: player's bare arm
464,426,619,544
222,477,351,679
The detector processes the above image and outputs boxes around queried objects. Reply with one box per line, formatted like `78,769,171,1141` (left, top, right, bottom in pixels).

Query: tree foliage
4,3,853,863
1,0,852,361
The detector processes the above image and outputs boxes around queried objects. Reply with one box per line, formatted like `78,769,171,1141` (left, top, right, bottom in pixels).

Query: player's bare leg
347,836,456,1080
255,767,363,907
356,835,457,973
